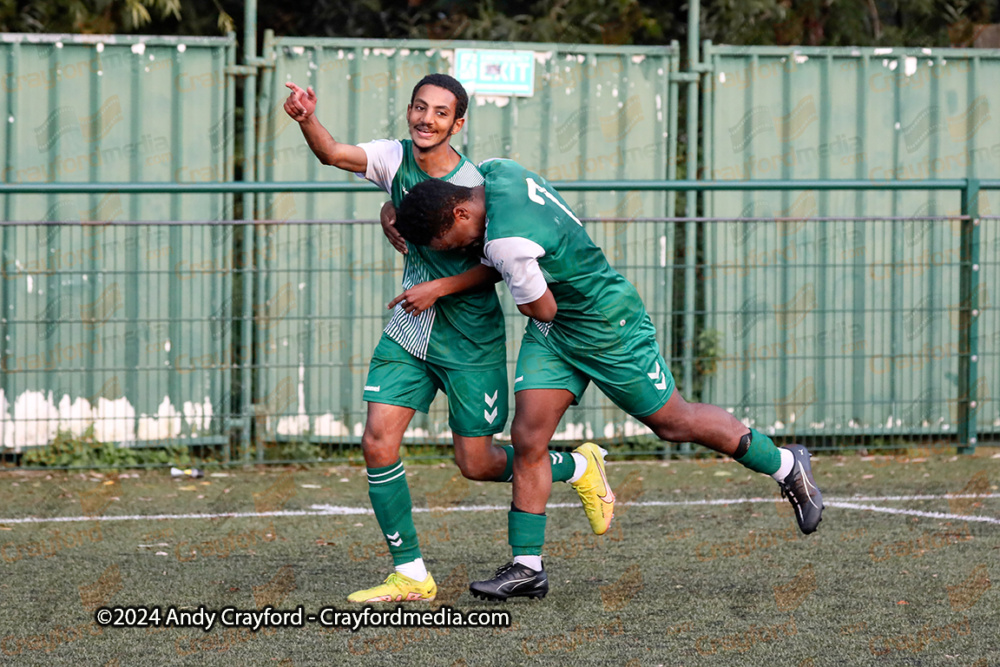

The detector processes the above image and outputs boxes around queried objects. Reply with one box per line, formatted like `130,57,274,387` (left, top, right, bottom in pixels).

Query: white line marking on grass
825,493,1000,502
0,509,368,525
0,493,997,525
825,501,1000,525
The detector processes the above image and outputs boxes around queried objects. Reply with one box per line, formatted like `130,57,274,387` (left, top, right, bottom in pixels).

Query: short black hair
396,179,473,246
410,74,469,120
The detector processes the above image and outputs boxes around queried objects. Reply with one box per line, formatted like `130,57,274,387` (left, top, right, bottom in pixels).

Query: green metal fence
0,180,995,466
1,33,236,217
0,33,239,463
700,44,1000,458
0,220,237,455
3,30,999,465
703,211,976,439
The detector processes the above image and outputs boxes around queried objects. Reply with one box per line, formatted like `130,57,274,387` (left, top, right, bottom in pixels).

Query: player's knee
510,424,549,458
360,428,380,452
454,456,493,481
511,443,550,467
360,427,399,468
653,422,689,442
650,404,697,442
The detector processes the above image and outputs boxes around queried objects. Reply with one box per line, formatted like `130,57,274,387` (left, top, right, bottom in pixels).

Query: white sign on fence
454,49,535,97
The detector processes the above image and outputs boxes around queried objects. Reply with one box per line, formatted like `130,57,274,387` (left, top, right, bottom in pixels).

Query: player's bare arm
516,289,557,322
284,82,367,173
387,264,501,316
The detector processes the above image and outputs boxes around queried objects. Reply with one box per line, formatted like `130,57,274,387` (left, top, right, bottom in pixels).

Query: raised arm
388,264,500,315
284,82,367,173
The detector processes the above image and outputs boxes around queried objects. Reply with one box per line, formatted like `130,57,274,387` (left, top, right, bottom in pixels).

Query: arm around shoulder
386,264,501,316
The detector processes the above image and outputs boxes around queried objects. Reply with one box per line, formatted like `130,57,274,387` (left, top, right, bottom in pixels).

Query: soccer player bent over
284,77,613,603
395,158,825,601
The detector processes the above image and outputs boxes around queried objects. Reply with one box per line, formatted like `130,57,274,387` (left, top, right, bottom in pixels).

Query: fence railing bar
0,178,988,195
0,215,974,226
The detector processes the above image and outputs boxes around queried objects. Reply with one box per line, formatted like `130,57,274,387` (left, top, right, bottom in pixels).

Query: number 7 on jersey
526,177,582,226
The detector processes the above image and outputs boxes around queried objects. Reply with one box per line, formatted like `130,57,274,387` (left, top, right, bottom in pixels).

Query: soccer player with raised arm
283,76,614,603
394,158,825,601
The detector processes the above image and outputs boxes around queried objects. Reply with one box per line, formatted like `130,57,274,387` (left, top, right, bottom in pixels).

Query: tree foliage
1,0,997,48
1,0,185,33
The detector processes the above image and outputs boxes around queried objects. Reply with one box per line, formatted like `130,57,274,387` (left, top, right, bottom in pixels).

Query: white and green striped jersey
358,139,504,368
479,158,649,352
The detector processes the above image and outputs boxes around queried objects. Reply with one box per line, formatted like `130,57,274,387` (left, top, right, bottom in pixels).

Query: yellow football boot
347,572,437,603
569,442,616,535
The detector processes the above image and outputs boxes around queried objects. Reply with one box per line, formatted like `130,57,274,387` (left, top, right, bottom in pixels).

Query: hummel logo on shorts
364,385,381,392
484,389,499,423
647,362,667,391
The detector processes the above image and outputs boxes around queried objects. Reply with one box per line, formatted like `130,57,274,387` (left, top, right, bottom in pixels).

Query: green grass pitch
0,452,997,666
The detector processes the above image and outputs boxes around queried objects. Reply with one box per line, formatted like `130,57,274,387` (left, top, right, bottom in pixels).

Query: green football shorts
514,320,675,419
363,334,508,437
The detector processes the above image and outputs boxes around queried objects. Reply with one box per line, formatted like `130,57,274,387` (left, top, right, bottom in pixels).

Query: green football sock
366,460,421,566
549,450,577,483
497,445,515,482
734,429,782,475
508,507,546,557
491,445,576,483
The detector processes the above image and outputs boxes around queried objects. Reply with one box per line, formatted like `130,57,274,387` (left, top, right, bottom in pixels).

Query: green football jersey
358,139,504,368
479,158,649,352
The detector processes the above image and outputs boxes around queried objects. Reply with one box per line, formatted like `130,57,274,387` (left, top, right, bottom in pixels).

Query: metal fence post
958,178,981,454
680,0,701,457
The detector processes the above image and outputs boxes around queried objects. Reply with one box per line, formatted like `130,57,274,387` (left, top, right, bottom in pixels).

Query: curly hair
396,179,474,246
410,74,469,120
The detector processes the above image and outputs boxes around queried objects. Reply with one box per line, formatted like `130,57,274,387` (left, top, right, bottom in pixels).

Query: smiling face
406,84,464,152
